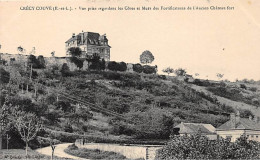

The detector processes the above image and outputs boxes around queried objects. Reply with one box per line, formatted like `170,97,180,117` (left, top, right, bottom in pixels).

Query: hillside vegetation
1,60,260,149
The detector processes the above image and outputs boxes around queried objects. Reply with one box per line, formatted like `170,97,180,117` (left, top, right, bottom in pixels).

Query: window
256,135,259,138
251,135,254,138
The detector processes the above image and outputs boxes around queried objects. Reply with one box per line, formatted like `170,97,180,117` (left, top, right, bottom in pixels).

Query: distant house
173,122,217,140
65,31,111,61
216,113,260,142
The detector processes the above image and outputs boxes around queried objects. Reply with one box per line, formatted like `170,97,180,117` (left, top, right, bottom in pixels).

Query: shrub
103,71,121,80
156,134,260,160
249,87,257,92
107,61,118,71
107,61,127,72
143,65,156,74
240,84,247,90
65,145,127,160
70,57,83,69
60,63,73,77
133,63,143,73
0,67,10,84
47,130,80,143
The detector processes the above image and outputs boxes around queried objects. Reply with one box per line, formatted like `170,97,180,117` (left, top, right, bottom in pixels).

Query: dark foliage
0,67,10,84
133,63,143,73
156,134,260,160
60,63,73,77
107,61,127,72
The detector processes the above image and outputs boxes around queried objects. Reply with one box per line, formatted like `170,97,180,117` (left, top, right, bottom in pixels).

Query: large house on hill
65,31,111,61
216,113,260,142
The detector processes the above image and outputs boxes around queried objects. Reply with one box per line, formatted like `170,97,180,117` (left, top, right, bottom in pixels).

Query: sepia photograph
0,0,260,161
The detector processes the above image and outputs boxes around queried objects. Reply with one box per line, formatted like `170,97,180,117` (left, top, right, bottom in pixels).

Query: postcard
0,0,260,160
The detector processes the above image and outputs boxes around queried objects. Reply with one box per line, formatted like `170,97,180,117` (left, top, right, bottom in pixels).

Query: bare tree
12,111,41,156
17,46,26,55
51,51,55,57
162,67,174,75
216,73,224,80
175,68,187,76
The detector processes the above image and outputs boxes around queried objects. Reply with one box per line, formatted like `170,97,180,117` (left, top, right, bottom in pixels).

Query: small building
65,31,111,61
173,122,217,140
216,113,260,142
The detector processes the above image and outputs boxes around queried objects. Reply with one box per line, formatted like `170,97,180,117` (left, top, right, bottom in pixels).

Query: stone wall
0,53,157,74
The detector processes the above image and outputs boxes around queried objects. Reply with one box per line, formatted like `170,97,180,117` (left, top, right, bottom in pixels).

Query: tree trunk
25,141,28,157
0,136,2,150
51,150,54,160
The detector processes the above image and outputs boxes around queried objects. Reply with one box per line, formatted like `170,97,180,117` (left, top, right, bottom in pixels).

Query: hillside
1,63,260,148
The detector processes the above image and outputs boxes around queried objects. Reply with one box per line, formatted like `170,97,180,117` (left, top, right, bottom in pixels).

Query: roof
217,118,260,131
65,32,110,47
174,122,216,134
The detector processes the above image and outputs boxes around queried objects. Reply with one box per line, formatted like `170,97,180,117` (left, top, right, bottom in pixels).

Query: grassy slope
191,82,260,116
3,65,260,139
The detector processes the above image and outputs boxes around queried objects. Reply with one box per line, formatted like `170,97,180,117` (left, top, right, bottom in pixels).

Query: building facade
216,113,260,142
65,31,111,61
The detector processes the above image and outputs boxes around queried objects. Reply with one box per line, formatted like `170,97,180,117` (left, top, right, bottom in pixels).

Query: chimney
249,115,253,121
230,113,236,129
72,33,75,38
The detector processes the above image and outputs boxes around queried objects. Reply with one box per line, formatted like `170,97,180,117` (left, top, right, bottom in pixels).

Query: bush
0,67,10,84
249,87,257,92
47,130,80,143
133,63,143,73
60,63,73,77
65,145,127,160
143,65,156,74
156,134,260,160
107,61,127,72
240,84,247,89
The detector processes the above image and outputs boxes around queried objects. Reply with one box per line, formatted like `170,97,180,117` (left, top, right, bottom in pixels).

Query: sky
0,0,260,81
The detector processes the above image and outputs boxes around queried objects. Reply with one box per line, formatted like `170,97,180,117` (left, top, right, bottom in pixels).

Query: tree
107,61,118,71
17,46,25,54
0,67,10,84
68,47,83,69
140,50,154,65
37,55,46,68
28,55,39,68
60,63,72,77
216,73,224,80
68,47,82,57
88,54,106,70
156,134,260,160
162,67,174,75
143,65,156,74
133,64,143,73
174,68,186,76
12,111,41,157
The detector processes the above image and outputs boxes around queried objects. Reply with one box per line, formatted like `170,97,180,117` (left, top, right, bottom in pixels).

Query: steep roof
174,123,216,134
65,32,110,47
217,118,260,131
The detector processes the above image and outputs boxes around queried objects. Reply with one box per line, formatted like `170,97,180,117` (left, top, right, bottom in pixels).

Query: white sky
0,0,260,81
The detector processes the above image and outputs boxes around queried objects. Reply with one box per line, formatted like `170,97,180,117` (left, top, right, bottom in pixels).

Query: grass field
0,149,67,160
64,144,127,160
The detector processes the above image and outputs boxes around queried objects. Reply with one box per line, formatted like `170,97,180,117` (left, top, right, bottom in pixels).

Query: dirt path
36,143,86,160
